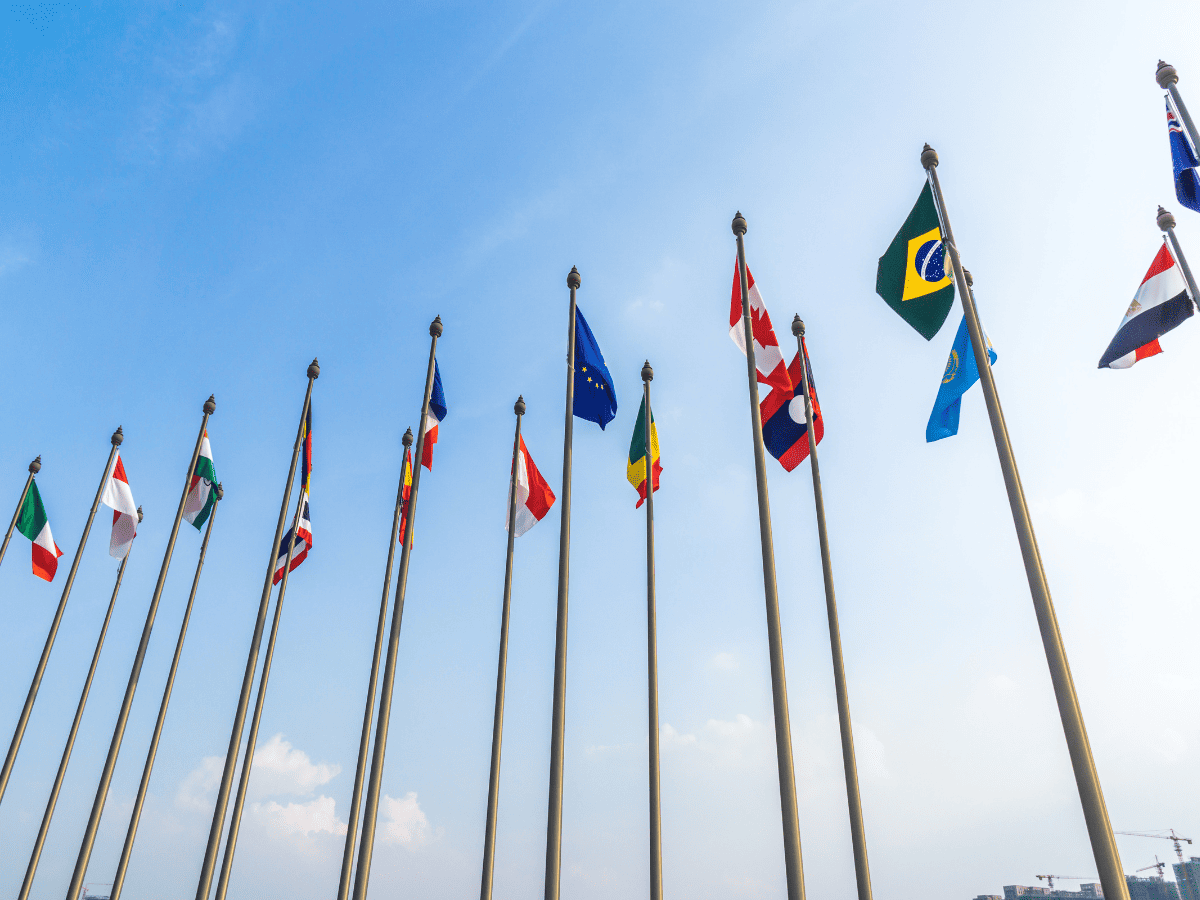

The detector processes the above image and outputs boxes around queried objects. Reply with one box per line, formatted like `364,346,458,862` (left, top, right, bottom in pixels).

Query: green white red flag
16,481,63,582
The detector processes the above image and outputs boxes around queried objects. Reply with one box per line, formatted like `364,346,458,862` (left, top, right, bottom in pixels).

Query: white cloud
250,733,341,797
252,795,347,837
711,651,739,671
176,754,223,810
380,792,431,847
661,723,697,748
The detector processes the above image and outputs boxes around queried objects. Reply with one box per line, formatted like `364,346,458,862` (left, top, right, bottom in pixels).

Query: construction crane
1118,832,1196,900
1037,875,1095,889
1137,857,1168,878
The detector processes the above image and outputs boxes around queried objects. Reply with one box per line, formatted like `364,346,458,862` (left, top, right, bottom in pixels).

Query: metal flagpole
213,457,308,900
479,396,525,900
67,397,217,900
336,427,414,900
194,361,318,900
1158,62,1200,156
544,267,579,900
922,144,1130,900
790,317,873,900
641,362,663,900
1157,206,1200,305
350,316,442,900
0,456,41,570
18,507,140,900
110,484,223,900
0,427,123,807
732,212,806,900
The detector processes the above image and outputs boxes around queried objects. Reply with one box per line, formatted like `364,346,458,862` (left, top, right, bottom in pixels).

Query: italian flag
183,431,218,530
16,481,63,582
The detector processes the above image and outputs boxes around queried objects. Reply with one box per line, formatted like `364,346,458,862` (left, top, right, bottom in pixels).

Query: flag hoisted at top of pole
1098,239,1194,368
572,305,618,428
16,477,63,581
928,305,997,442
422,361,448,469
0,456,43,575
729,262,793,392
273,403,313,583
507,434,555,537
183,430,219,529
1159,61,1200,214
102,452,139,558
875,181,956,340
626,392,661,508
915,143,1130,900
759,346,823,472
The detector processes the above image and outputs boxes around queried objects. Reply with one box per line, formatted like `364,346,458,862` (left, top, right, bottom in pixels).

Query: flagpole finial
1158,206,1177,232
921,143,938,169
964,269,974,287
514,396,526,416
1157,60,1179,89
641,360,653,382
216,483,224,501
28,456,41,475
203,395,216,415
430,316,443,337
567,266,581,289
791,315,805,337
731,211,747,236
111,427,124,447
402,427,414,448
307,359,320,380
136,506,143,523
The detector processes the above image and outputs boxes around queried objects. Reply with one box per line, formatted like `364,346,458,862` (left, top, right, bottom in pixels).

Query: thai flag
759,342,823,472
1167,99,1200,213
1099,242,1195,369
274,404,313,583
421,361,447,470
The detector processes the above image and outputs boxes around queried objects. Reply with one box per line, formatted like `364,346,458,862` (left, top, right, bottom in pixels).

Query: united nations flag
926,315,996,441
876,181,956,339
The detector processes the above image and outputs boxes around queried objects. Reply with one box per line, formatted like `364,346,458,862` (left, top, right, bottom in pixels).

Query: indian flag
626,395,662,509
16,481,63,582
183,431,218,530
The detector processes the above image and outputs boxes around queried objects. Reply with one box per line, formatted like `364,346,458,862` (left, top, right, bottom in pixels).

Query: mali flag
876,182,955,340
626,396,661,508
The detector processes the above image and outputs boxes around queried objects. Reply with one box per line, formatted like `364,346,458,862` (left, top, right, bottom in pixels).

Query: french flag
729,262,793,393
1098,242,1195,369
422,361,447,470
760,346,823,472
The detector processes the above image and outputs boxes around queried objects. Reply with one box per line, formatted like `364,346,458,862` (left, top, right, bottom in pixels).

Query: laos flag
759,340,823,472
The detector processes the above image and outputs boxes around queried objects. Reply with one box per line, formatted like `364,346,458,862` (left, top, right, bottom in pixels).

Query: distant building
1126,875,1181,900
1002,885,1103,899
1173,859,1200,900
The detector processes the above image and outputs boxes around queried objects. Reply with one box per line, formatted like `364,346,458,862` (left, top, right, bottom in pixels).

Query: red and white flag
729,261,793,393
101,453,138,558
506,437,556,537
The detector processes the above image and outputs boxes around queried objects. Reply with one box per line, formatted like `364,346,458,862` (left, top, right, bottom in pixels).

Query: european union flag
1167,99,1200,213
573,306,617,429
927,316,996,442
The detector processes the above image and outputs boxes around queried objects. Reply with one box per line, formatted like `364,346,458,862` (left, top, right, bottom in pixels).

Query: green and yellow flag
876,181,955,340
626,396,661,508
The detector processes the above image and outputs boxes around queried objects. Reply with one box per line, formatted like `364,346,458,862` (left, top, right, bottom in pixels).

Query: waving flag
876,182,956,340
101,453,138,559
626,396,662,507
16,481,63,581
274,404,313,583
507,437,556,537
729,262,793,392
183,431,219,530
927,316,997,441
422,362,447,470
398,446,413,541
573,307,618,429
760,344,824,472
1167,99,1200,213
1099,242,1195,369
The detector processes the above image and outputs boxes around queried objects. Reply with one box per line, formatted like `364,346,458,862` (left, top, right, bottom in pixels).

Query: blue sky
2,2,1200,899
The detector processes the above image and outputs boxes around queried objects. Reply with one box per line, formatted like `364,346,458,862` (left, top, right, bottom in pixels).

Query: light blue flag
926,315,997,442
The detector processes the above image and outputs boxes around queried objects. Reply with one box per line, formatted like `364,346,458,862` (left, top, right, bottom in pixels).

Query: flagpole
732,212,806,900
194,361,318,900
110,484,223,900
544,266,579,900
0,427,123,807
212,458,308,900
336,427,413,900
641,362,663,900
1158,62,1200,157
480,396,524,900
350,316,442,900
790,318,874,900
922,144,1130,900
1156,206,1200,305
0,456,41,570
67,396,217,900
17,507,140,900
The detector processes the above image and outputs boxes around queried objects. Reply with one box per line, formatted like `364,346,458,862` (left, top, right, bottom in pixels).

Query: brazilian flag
876,182,955,340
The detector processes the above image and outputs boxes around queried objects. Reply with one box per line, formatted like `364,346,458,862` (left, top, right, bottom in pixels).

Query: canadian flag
506,437,556,538
101,453,138,559
729,261,793,393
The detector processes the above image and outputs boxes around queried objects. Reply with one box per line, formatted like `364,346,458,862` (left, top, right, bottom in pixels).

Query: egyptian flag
760,341,824,472
274,404,313,584
421,362,447,470
507,437,555,537
1099,242,1195,369
730,262,793,393
101,453,139,559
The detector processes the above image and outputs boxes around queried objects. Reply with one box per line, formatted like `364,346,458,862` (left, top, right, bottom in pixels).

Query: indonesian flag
101,453,138,559
506,436,555,537
16,481,63,581
183,431,218,530
729,261,793,392
1099,242,1196,369
421,361,447,471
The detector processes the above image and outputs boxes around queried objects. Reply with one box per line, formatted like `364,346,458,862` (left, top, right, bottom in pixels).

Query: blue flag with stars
573,306,617,429
927,315,996,442
1167,98,1200,213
